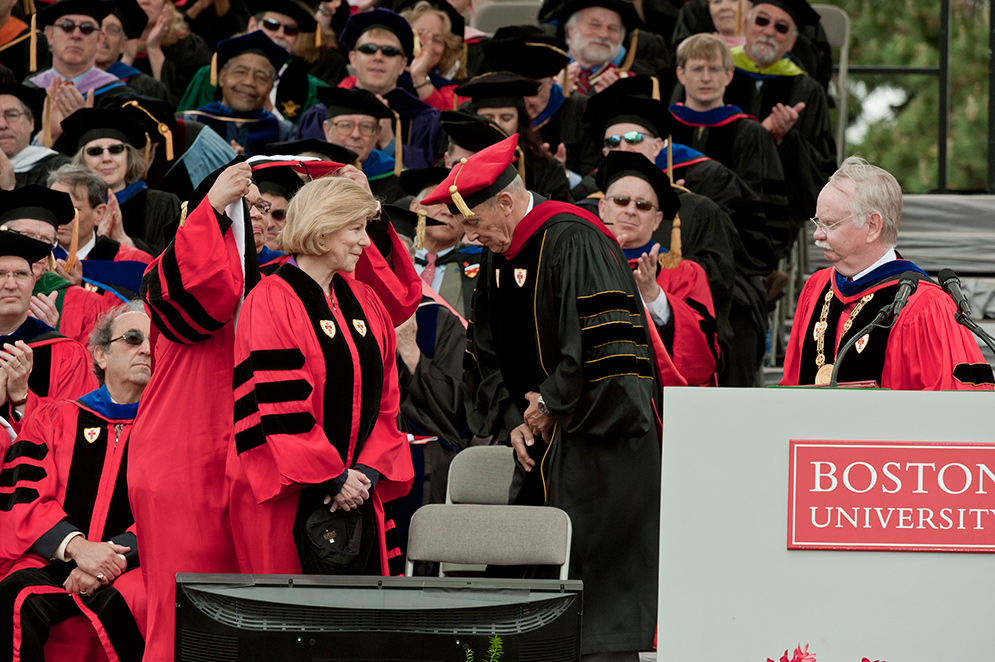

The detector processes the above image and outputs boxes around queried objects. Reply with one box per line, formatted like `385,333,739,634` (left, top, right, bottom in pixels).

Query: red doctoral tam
420,133,520,218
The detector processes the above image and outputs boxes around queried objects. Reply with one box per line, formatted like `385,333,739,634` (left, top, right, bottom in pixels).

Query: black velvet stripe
260,411,316,436
141,269,210,343
684,298,719,360
253,379,313,404
576,290,634,319
953,362,995,386
0,464,46,487
83,586,146,662
334,276,384,451
142,302,182,345
234,423,265,454
0,487,38,511
584,354,654,383
101,442,134,544
232,348,306,388
62,414,108,532
160,242,228,334
27,343,52,400
581,320,646,348
3,440,48,463
233,392,257,423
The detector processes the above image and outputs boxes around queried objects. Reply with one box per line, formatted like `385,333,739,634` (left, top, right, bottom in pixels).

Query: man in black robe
422,133,660,660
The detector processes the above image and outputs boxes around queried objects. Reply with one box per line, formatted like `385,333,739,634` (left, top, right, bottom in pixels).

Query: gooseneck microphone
828,271,922,387
938,268,972,317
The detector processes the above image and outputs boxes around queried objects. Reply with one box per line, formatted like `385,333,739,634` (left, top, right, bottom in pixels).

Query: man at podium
780,157,994,390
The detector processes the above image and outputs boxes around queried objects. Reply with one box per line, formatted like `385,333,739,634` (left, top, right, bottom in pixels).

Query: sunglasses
609,195,657,212
269,208,287,222
603,131,646,149
753,14,792,34
355,42,404,58
108,330,146,346
85,143,127,157
261,17,300,36
55,20,99,35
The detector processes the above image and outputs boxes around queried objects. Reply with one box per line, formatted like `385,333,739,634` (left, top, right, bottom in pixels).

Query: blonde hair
401,1,466,78
676,33,733,70
279,177,380,256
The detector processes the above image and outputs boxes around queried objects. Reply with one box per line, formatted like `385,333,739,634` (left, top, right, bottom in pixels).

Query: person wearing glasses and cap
94,0,171,103
0,83,70,190
720,0,836,255
0,303,150,662
422,133,663,661
0,190,98,434
597,150,719,386
295,8,443,170
179,31,295,158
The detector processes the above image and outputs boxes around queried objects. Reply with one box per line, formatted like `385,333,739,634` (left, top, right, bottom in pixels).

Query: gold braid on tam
415,209,427,249
657,212,682,270
391,109,403,177
63,207,80,273
449,158,474,217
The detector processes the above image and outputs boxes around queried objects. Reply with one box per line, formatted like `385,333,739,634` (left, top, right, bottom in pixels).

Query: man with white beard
720,0,836,254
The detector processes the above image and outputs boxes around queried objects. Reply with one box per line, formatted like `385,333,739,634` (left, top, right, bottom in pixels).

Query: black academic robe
119,188,181,257
466,196,660,655
723,69,837,251
13,153,70,189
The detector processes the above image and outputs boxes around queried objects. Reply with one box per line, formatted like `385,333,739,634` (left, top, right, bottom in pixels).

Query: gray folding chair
405,503,573,580
473,0,542,33
812,4,851,164
445,445,517,505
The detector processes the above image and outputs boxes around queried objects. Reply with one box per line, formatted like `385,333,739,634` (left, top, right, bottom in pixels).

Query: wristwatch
536,395,550,416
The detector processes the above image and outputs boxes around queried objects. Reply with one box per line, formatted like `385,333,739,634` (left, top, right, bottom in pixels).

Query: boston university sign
788,440,995,552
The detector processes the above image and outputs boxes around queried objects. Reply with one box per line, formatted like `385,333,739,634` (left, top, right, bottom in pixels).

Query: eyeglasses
102,24,124,37
355,42,405,58
268,208,287,222
249,198,272,214
0,270,33,284
604,131,646,149
609,195,657,212
107,330,146,346
1,110,26,122
11,229,55,244
329,119,379,136
262,17,300,36
809,213,857,233
753,14,792,35
55,20,99,35
85,143,127,157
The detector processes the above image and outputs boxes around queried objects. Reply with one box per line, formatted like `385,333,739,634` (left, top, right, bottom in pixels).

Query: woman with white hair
228,175,414,576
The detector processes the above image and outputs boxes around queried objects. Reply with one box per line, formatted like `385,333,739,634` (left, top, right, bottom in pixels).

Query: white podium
658,387,995,662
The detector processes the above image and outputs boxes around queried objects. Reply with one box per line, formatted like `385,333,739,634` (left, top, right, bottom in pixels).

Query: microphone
890,271,920,318
938,268,972,317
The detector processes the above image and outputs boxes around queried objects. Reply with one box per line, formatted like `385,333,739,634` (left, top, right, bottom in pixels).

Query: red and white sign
788,439,995,552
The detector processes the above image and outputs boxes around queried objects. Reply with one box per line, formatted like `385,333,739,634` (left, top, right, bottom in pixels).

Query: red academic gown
59,286,119,346
128,197,248,662
227,263,414,576
781,266,995,390
0,396,146,662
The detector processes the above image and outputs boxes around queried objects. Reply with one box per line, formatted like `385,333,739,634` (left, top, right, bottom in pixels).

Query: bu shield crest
83,427,101,443
320,320,336,338
352,319,367,337
514,268,527,287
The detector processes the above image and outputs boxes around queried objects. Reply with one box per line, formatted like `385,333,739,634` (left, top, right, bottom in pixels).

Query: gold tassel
47,252,56,271
666,136,673,184
735,0,742,35
392,110,402,177
415,209,427,249
210,53,218,87
619,29,638,72
449,159,474,217
562,66,570,96
514,145,525,182
457,42,467,80
651,75,660,101
178,200,189,228
658,212,682,269
142,134,151,179
123,100,174,161
412,29,421,59
315,27,321,48
64,208,80,273
28,11,37,73
42,90,52,148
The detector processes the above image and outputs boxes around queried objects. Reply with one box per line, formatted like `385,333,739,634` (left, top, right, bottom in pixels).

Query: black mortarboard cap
110,0,151,39
55,107,148,155
383,203,442,241
597,151,680,219
119,97,177,160
0,84,45,123
0,227,59,265
252,164,304,200
754,0,821,29
246,0,318,32
264,139,360,165
0,185,76,228
583,93,672,141
318,86,394,121
483,26,569,79
554,0,640,30
339,9,416,60
215,30,289,74
440,109,508,152
38,0,113,26
399,166,450,197
455,71,540,109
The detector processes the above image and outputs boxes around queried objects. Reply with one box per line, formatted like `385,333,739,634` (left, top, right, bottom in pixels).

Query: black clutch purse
293,485,375,574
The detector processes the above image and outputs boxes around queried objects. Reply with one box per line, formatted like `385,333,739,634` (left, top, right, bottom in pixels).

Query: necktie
420,252,437,286
577,68,593,94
